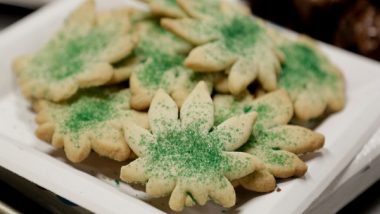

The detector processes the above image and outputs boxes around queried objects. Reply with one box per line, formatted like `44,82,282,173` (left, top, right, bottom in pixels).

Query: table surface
0,2,378,214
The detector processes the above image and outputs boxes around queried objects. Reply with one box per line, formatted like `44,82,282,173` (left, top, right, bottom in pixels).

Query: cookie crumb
276,187,282,192
114,179,120,186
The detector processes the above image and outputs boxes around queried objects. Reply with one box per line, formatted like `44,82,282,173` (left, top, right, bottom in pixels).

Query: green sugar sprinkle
136,42,184,87
215,99,273,127
240,125,291,166
265,150,289,166
30,26,116,81
220,16,262,53
249,103,272,125
241,125,275,148
135,19,188,56
188,0,219,16
164,0,177,6
243,105,253,113
145,19,168,36
64,100,113,132
278,43,337,90
214,98,243,125
142,124,236,181
60,88,119,133
242,144,291,166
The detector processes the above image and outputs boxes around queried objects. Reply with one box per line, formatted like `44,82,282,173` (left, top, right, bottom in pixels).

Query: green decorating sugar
61,88,117,133
31,27,115,81
265,150,289,166
214,113,228,127
215,99,273,127
278,43,337,90
143,124,232,181
243,105,253,113
255,126,283,145
64,100,113,132
242,143,291,166
254,104,270,115
190,0,219,16
164,0,177,6
241,125,281,149
136,41,184,87
214,98,244,125
136,19,189,56
146,19,167,35
240,125,292,166
220,16,262,53
253,103,273,125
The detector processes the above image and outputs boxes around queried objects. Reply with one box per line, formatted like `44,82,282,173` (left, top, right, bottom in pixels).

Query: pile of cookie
12,0,345,211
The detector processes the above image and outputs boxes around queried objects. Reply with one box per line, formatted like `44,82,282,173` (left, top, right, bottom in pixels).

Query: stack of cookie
12,0,345,211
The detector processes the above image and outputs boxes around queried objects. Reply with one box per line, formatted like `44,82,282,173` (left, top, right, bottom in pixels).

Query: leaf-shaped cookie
13,0,135,101
214,90,324,192
35,87,148,163
276,37,345,121
162,1,281,94
115,18,212,110
120,82,263,211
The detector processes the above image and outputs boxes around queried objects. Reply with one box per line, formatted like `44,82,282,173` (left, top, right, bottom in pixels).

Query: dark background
248,0,380,61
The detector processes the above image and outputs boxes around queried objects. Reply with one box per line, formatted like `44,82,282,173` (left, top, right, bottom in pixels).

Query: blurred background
248,0,380,61
0,0,379,213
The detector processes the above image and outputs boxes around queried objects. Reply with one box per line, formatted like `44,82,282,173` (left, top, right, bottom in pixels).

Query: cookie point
313,132,325,150
120,165,130,181
246,111,257,120
275,89,288,97
160,18,172,26
156,88,168,97
194,81,209,93
296,162,308,177
255,159,265,171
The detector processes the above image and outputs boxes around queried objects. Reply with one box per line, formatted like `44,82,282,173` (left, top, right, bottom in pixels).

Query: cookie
120,82,263,211
162,1,281,94
146,0,187,18
115,18,212,110
13,0,134,101
34,87,148,163
276,36,345,121
214,90,324,192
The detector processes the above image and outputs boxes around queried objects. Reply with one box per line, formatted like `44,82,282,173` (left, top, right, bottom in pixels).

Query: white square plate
1,0,380,213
